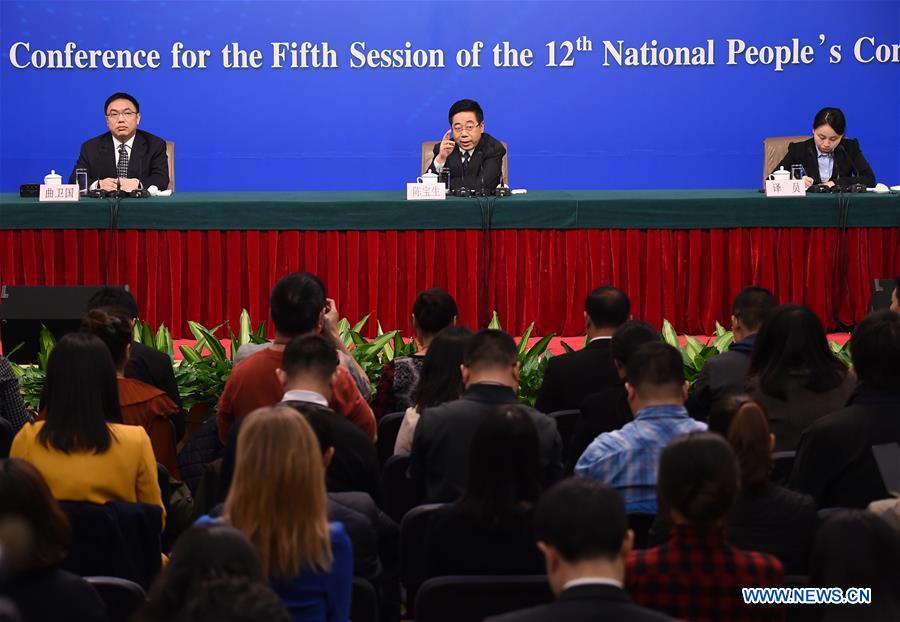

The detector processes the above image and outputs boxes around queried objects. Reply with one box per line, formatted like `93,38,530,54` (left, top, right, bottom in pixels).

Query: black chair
627,512,657,550
771,450,796,485
377,411,406,466
548,409,579,458
85,576,146,622
415,575,553,622
817,507,852,522
0,417,14,458
382,454,425,523
399,503,446,609
59,501,163,589
351,576,379,622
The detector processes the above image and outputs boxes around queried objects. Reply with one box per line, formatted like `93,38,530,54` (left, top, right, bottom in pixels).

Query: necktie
117,144,129,178
461,151,471,175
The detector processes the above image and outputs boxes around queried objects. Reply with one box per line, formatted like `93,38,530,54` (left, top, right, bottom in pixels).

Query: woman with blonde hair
223,405,352,622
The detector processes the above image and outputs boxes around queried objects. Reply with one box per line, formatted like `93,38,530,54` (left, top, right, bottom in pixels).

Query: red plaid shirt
626,524,784,622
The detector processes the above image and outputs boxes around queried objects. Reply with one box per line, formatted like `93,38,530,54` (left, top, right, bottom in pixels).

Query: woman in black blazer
773,107,876,188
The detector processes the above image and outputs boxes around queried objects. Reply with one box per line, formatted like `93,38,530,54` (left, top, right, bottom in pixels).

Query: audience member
569,320,660,473
173,575,291,622
485,478,672,622
790,309,900,508
0,356,30,433
220,406,353,622
575,342,706,513
81,308,181,477
278,335,381,501
627,433,783,622
297,404,401,622
0,458,108,622
409,329,562,503
217,272,375,442
708,396,817,574
535,286,630,413
393,326,471,455
687,287,777,421
10,333,164,519
424,405,545,578
196,404,400,622
86,286,184,439
374,288,458,418
140,523,279,622
810,511,900,621
746,304,855,451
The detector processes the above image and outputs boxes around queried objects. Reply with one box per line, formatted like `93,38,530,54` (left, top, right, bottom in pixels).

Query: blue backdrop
2,0,898,191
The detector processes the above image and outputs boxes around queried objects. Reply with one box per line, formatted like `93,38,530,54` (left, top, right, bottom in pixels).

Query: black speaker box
869,279,897,313
0,285,130,364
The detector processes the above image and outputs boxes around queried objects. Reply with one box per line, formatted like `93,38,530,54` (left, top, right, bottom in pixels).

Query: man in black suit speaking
427,99,506,191
69,92,169,192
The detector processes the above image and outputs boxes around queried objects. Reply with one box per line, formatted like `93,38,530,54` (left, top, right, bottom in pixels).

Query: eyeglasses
452,122,481,133
107,110,136,120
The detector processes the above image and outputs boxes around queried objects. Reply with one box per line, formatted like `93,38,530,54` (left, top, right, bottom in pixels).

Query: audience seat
382,454,425,523
377,411,405,466
59,501,163,589
85,576,146,622
415,575,553,622
771,450,796,485
628,512,657,550
400,503,446,609
547,409,579,458
350,576,379,622
0,417,14,458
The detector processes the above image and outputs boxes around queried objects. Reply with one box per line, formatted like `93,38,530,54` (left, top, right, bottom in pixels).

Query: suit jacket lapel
804,141,821,183
98,135,116,178
128,132,146,178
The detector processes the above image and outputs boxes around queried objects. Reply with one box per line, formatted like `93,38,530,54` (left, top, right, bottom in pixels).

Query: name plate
407,183,446,201
764,179,806,197
38,184,80,202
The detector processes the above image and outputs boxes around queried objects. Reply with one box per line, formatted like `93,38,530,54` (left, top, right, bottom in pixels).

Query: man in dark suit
86,287,184,440
687,286,777,422
535,286,629,414
427,99,506,191
772,107,875,188
568,320,660,473
485,478,672,622
408,329,562,503
790,310,900,508
70,92,169,192
277,335,382,503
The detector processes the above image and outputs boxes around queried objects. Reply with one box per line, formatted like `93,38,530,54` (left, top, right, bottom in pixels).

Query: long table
2,190,898,338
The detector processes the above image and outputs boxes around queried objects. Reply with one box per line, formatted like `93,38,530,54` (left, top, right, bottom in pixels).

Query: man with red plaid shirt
627,433,784,622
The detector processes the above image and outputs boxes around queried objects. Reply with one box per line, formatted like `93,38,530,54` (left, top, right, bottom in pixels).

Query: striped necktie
117,144,129,178
461,151,471,174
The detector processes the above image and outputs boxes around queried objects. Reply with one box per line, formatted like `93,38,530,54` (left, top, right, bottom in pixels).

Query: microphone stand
106,178,122,284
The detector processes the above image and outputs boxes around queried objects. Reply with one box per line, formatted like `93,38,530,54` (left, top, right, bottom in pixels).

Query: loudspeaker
869,279,897,313
0,285,130,364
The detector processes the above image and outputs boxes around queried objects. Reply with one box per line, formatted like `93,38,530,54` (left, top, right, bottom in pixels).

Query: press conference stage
2,189,897,338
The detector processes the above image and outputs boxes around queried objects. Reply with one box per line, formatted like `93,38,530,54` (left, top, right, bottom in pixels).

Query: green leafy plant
336,315,418,394
489,312,556,406
174,310,269,410
829,339,852,368
661,319,734,384
6,325,55,410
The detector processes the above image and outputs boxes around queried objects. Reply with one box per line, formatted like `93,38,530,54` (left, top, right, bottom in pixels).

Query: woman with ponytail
626,432,784,622
711,396,818,574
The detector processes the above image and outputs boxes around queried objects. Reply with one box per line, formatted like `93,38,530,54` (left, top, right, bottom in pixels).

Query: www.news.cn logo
742,587,872,605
